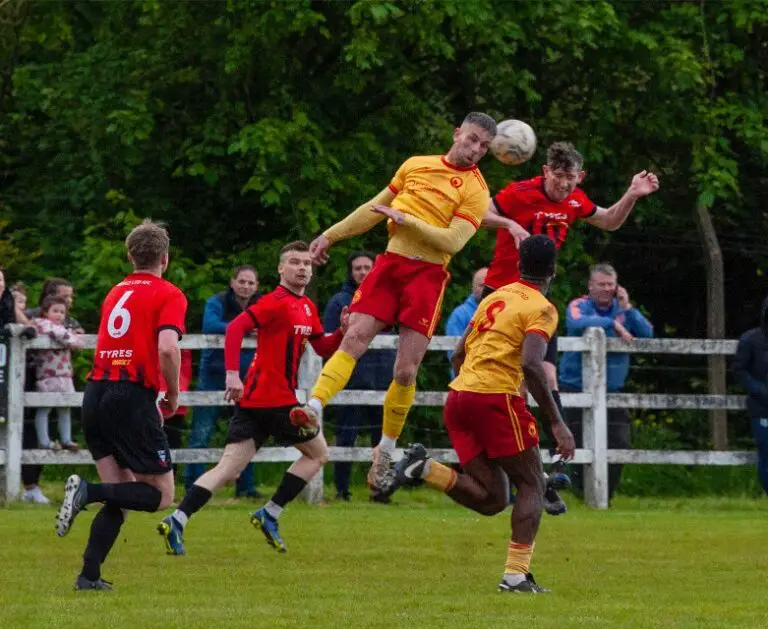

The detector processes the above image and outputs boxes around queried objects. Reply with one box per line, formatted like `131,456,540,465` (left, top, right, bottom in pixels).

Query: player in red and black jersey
481,142,658,514
161,241,347,555
55,220,188,591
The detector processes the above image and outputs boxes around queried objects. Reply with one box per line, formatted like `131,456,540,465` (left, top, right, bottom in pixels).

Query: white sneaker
23,487,51,505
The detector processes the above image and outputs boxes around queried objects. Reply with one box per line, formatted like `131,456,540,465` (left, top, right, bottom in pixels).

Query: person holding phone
558,263,654,502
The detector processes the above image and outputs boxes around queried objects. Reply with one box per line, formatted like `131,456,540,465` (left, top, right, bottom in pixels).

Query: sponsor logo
293,324,313,335
419,317,430,328
450,177,463,189
534,211,568,220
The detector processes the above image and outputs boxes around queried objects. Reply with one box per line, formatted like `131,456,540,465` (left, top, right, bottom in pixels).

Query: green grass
2,488,767,629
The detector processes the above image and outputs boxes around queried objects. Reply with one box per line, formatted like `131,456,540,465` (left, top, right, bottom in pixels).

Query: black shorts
227,405,318,447
82,381,172,475
481,284,558,366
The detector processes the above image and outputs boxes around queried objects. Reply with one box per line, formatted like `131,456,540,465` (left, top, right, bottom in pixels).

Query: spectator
0,271,46,503
26,277,83,332
324,251,396,501
160,349,194,476
733,297,768,496
32,295,84,450
184,265,262,498
559,263,653,501
445,267,487,378
9,281,30,325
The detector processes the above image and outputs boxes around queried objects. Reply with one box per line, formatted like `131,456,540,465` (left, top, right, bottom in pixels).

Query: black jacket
734,297,768,418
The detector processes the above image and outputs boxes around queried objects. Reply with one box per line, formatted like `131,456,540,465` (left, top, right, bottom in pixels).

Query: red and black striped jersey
88,273,187,392
485,176,596,290
224,286,342,408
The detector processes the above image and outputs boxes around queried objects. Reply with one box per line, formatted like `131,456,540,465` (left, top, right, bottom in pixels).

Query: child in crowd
32,295,84,451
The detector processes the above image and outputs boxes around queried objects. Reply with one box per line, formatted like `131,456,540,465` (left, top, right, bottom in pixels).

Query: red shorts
349,252,450,339
443,389,539,466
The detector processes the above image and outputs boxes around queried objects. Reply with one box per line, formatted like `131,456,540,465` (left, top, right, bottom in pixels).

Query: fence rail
0,327,753,508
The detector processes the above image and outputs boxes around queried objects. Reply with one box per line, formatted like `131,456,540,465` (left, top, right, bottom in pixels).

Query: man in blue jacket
324,252,396,501
733,297,768,496
184,265,261,497
445,267,487,378
559,263,653,501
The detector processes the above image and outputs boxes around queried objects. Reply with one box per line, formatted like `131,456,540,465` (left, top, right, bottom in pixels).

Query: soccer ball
490,119,537,165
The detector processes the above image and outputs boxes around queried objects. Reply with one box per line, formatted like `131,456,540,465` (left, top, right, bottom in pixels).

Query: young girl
33,295,84,451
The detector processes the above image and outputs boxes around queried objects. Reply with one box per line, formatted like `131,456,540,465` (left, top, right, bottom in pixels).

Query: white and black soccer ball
490,119,537,165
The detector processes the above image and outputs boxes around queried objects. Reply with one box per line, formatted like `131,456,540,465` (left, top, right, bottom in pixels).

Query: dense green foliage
2,1,767,454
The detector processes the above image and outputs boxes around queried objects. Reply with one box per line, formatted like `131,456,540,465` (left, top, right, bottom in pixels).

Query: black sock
85,482,162,512
81,504,124,582
271,472,307,508
177,484,212,519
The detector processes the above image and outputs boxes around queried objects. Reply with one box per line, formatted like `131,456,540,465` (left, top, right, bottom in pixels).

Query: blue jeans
184,369,256,495
333,405,383,494
751,418,768,495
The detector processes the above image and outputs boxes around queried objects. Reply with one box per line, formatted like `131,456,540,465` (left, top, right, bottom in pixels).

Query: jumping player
158,241,347,554
55,220,187,591
384,235,575,593
291,112,497,497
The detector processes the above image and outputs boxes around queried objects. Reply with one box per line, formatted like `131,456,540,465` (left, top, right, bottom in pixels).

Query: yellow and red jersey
386,155,489,265
450,281,558,395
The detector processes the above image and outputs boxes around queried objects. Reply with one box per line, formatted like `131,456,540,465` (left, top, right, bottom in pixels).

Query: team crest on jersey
568,199,582,208
528,423,538,438
450,177,463,189
352,290,362,304
304,304,311,317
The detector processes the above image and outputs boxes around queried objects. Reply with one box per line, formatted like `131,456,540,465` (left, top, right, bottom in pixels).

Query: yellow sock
424,461,458,493
382,381,415,439
504,541,534,575
310,351,357,406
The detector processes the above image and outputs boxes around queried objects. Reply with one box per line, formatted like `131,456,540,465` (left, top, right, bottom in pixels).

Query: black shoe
548,456,572,490
498,572,550,593
74,576,113,591
380,443,428,498
369,490,391,504
335,490,351,502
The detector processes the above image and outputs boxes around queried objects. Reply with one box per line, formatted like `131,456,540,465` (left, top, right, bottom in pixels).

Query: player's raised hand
224,370,244,404
551,420,575,460
309,235,331,266
507,221,530,249
371,204,406,225
339,306,351,335
629,170,660,198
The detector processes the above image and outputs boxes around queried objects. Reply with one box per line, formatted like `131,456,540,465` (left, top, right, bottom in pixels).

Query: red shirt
224,286,343,408
88,273,188,392
485,176,596,289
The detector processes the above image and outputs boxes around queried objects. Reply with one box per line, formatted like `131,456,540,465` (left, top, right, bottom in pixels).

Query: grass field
1,487,767,629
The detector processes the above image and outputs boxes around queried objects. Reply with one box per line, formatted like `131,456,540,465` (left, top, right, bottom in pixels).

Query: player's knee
393,362,418,385
310,447,329,468
341,325,373,357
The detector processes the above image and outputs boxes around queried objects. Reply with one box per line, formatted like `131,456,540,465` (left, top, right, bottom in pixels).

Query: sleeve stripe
246,308,259,327
454,211,481,229
526,328,551,342
388,183,399,194
584,204,597,218
158,324,183,340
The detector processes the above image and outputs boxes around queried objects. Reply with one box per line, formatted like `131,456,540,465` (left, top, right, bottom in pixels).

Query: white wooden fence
0,327,753,508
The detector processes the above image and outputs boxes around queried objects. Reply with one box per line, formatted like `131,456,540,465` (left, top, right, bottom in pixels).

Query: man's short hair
463,112,497,137
590,263,617,278
232,264,258,280
40,277,71,299
40,294,68,313
547,141,584,171
519,235,557,280
279,240,310,262
125,220,170,270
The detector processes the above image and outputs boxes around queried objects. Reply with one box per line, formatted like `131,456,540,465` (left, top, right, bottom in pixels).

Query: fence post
582,327,608,509
297,347,323,504
1,327,28,504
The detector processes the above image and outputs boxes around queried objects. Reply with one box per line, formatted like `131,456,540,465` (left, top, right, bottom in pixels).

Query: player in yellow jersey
384,235,575,593
290,112,497,497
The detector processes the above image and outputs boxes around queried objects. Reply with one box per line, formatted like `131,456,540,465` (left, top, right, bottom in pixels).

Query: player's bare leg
495,448,549,592
252,433,329,553
367,326,430,497
161,440,257,555
291,313,387,427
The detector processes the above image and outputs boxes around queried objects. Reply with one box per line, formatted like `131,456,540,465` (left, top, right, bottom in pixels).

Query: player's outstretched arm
311,187,395,265
522,332,575,459
586,170,660,232
372,206,478,256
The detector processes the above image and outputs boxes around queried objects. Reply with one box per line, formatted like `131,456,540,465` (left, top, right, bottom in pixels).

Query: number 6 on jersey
107,290,133,338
